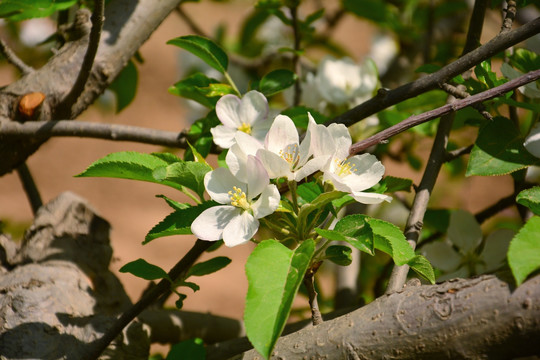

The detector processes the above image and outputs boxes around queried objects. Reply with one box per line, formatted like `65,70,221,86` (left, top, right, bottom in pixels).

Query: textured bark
233,275,540,360
0,0,183,176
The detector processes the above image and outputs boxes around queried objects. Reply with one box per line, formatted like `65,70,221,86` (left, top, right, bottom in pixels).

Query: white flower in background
422,209,514,281
524,123,540,158
309,114,391,204
210,90,270,148
191,156,280,247
256,114,328,181
367,32,399,76
316,56,378,108
19,18,56,47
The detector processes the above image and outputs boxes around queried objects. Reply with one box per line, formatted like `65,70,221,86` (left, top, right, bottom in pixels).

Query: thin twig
501,0,517,34
330,16,540,128
440,83,493,120
0,38,34,74
16,163,42,215
349,68,540,156
303,275,323,326
0,119,194,149
58,0,105,118
82,240,213,360
175,5,206,37
445,144,474,162
385,0,490,294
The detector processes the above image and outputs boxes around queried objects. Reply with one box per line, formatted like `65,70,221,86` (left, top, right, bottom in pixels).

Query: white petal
257,149,292,179
350,191,392,204
205,168,246,204
251,119,272,143
246,155,269,199
293,155,329,181
226,133,263,183
264,115,299,154
240,90,269,125
338,154,385,192
222,211,259,247
524,123,540,158
327,123,352,160
252,184,280,218
216,94,242,128
191,205,241,240
447,209,482,252
210,126,237,149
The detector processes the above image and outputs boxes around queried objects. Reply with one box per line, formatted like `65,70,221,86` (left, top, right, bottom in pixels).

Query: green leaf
153,161,212,199
296,181,322,204
369,218,414,265
466,116,540,176
109,60,138,113
187,256,232,277
324,245,353,266
379,176,413,193
516,187,540,216
167,35,228,74
297,190,347,227
155,194,191,210
166,338,205,360
0,0,76,21
508,216,540,286
76,152,185,190
259,69,297,97
180,281,200,292
144,201,217,243
244,239,315,359
332,214,374,255
407,255,436,284
119,258,170,281
169,72,221,108
175,293,187,309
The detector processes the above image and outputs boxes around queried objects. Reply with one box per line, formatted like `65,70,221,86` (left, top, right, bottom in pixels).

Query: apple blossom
524,122,540,158
210,90,271,148
191,156,280,247
256,114,328,181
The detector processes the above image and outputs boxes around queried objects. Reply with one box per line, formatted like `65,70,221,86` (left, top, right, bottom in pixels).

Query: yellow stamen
229,186,250,210
237,122,252,134
335,159,357,177
278,144,300,169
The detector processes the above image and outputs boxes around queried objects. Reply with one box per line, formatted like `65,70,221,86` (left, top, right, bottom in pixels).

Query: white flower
309,114,391,204
191,156,280,247
422,210,514,281
524,122,540,158
501,63,540,99
316,56,378,107
256,114,328,181
210,90,270,148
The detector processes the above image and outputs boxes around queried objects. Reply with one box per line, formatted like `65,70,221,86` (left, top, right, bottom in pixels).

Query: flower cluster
191,91,391,247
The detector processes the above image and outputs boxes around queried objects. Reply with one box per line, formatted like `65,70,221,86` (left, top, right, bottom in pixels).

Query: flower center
237,122,252,135
279,144,300,169
228,186,250,210
335,159,357,177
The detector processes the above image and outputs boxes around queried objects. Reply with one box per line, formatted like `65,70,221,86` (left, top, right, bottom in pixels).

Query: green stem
224,71,241,96
181,186,202,204
288,181,299,214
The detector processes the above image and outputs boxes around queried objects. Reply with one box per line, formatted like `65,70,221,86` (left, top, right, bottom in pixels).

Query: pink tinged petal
257,149,292,179
240,90,269,125
350,191,392,204
265,115,299,154
205,168,246,204
191,205,241,240
210,126,237,149
222,211,259,247
252,184,280,219
246,155,269,199
216,94,242,128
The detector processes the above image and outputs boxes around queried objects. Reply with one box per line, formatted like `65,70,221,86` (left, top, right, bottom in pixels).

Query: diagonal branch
330,16,540,128
0,38,34,75
349,68,540,156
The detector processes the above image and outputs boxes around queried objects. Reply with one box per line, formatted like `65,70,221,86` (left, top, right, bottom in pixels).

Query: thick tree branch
0,119,190,148
233,274,540,360
331,16,540,128
349,68,540,155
